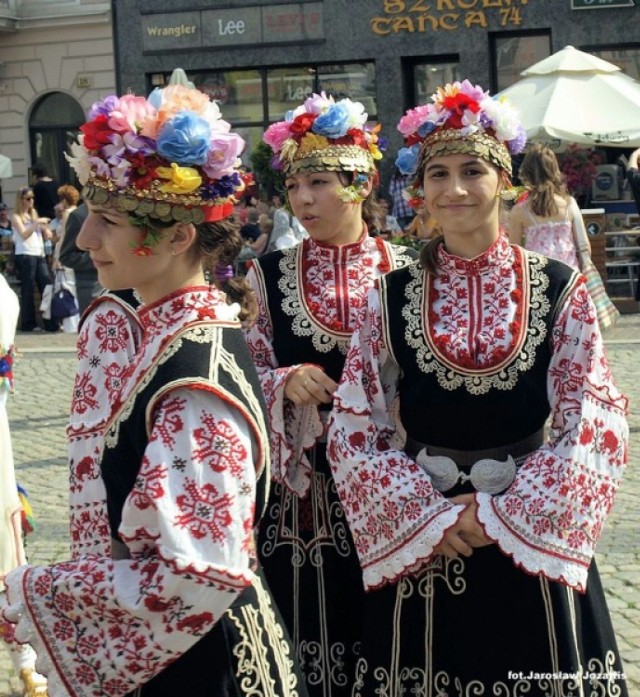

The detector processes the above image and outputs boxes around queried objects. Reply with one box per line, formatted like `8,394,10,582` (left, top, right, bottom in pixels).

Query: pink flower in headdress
202,132,245,178
108,95,156,135
263,121,293,153
397,104,432,138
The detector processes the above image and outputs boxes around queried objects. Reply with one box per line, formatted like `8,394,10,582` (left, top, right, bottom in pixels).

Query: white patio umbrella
498,45,640,150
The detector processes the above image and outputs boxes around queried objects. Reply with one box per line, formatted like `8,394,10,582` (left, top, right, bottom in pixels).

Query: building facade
1,0,638,205
0,0,115,205
112,0,640,184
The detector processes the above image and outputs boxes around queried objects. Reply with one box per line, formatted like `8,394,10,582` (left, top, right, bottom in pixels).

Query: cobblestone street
1,317,639,696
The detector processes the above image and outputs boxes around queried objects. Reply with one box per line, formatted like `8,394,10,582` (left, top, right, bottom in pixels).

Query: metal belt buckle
415,450,517,495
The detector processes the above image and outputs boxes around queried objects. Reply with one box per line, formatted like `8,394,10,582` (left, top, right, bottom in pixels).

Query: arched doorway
29,92,85,187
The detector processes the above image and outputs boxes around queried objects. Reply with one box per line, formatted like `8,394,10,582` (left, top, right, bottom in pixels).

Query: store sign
370,0,531,34
571,0,635,8
142,12,202,51
142,3,323,52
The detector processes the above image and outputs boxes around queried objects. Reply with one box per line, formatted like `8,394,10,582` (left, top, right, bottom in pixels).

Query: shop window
152,61,376,132
190,70,263,124
589,46,640,81
316,63,377,117
267,67,315,121
412,62,460,105
491,32,551,92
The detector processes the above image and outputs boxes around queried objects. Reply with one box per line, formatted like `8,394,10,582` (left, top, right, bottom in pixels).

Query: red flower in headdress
80,115,115,151
442,93,480,129
347,129,367,148
290,113,316,139
128,153,160,190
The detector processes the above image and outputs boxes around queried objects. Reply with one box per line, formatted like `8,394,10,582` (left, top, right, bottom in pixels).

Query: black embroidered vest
379,253,578,451
254,243,417,383
101,322,270,539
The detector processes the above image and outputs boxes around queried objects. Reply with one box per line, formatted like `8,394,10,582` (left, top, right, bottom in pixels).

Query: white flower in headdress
340,98,368,129
481,96,522,143
64,136,92,185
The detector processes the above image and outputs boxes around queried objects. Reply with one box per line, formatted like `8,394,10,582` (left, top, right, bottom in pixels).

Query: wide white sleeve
4,388,256,697
244,264,324,497
476,279,629,592
328,289,464,591
68,298,141,558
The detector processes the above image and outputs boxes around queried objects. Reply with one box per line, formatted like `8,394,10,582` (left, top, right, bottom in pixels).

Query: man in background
59,203,101,314
31,165,59,220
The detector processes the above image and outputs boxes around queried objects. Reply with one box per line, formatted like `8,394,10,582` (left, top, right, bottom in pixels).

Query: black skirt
258,444,365,697
353,546,628,696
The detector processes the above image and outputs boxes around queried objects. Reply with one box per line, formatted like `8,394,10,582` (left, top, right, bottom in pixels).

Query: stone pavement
1,317,639,696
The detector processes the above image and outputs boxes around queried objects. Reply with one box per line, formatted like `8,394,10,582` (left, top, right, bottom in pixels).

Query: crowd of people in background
2,140,640,333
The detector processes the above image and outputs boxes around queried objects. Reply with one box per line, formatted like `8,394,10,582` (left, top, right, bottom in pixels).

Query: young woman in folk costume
2,77,306,697
327,80,629,696
243,93,417,697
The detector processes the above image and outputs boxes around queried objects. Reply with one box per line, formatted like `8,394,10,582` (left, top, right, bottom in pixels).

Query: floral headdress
395,80,527,182
66,70,246,254
263,92,383,179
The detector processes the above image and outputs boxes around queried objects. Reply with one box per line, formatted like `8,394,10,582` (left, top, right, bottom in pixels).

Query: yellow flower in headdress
434,83,461,104
157,162,202,194
280,138,300,165
298,133,330,154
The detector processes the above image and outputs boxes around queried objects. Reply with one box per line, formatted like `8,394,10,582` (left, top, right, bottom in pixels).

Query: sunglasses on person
23,195,34,200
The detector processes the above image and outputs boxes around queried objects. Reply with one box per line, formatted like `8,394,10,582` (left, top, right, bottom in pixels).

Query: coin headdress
395,80,527,207
263,92,384,180
66,69,246,254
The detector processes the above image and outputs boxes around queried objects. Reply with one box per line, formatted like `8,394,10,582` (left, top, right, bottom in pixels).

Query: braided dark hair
194,214,258,326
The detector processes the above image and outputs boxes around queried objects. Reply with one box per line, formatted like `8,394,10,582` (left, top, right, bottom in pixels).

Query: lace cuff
4,565,70,695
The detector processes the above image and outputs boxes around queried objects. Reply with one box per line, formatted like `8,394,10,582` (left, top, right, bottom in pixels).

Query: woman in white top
10,187,54,331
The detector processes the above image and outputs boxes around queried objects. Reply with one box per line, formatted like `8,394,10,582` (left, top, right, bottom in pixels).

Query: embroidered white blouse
68,294,142,559
244,233,412,498
327,238,629,593
3,287,260,697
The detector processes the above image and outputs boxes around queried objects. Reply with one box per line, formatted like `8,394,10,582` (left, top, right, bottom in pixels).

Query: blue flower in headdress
417,121,436,138
201,173,241,200
395,144,421,176
312,103,351,138
157,111,211,166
